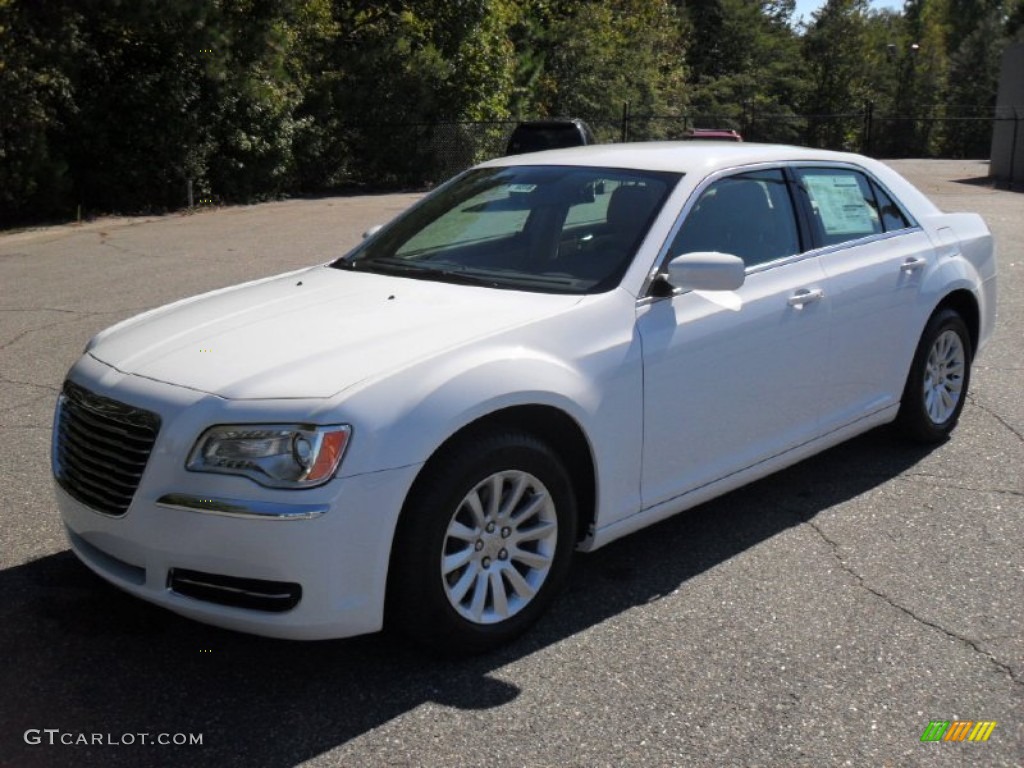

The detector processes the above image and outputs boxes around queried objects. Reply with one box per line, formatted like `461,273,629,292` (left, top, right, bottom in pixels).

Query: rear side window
795,167,917,247
870,180,914,231
795,168,882,246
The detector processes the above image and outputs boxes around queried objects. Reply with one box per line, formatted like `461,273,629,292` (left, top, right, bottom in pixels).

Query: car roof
480,141,864,175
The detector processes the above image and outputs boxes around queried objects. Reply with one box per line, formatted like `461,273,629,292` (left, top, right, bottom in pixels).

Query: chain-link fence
345,104,1022,188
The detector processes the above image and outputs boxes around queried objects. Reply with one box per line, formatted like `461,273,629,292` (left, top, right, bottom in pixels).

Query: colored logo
920,720,997,742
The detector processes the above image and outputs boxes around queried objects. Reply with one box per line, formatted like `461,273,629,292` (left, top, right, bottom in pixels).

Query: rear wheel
388,429,577,653
897,308,972,443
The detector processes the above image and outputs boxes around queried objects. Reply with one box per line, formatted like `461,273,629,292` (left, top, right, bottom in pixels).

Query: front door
637,168,832,509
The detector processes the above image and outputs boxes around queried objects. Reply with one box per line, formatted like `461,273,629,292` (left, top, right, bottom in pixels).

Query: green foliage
541,0,687,134
1,0,1020,225
943,8,1007,156
801,0,873,150
0,0,78,224
684,0,806,142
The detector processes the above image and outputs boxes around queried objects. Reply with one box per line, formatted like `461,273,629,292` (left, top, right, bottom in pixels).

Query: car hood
87,266,582,399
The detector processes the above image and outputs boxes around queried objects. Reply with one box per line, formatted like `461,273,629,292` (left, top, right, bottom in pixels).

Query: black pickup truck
505,119,596,155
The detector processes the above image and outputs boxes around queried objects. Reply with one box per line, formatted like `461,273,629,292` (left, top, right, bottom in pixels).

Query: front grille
54,380,161,516
168,568,302,612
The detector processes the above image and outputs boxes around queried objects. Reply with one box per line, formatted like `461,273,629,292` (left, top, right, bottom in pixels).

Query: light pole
887,42,921,156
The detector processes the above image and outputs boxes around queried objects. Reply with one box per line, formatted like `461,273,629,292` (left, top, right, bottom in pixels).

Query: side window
670,169,800,268
795,168,882,246
871,180,914,232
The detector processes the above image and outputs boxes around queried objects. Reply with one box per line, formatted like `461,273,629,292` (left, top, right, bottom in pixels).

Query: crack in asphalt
101,238,155,260
805,518,1023,689
0,306,143,316
0,313,90,351
977,631,1024,643
0,326,49,352
0,376,60,393
0,392,54,415
899,473,1024,497
0,306,142,352
967,393,1024,444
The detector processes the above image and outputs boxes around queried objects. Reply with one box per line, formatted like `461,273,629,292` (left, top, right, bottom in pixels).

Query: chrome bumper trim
156,493,327,520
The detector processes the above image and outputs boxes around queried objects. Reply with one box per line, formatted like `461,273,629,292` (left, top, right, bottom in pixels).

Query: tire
387,429,577,654
897,308,973,443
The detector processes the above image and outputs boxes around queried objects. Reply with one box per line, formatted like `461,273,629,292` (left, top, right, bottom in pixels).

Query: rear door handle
900,256,927,273
787,288,824,308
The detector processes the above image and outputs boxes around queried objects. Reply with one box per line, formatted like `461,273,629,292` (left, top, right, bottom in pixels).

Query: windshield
332,165,681,294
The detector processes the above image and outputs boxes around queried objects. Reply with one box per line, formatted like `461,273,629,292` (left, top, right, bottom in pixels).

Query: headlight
187,424,351,488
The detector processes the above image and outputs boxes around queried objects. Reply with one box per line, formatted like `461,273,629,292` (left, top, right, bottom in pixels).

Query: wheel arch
383,404,598,640
901,288,979,395
932,288,980,356
391,404,598,553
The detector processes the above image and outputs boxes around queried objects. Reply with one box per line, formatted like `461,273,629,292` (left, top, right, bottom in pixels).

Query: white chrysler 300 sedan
53,144,997,651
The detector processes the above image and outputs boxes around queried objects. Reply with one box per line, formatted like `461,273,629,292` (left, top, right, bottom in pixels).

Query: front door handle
900,256,927,273
787,287,825,308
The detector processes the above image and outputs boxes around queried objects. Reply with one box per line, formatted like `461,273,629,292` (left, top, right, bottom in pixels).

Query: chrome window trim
640,161,798,298
639,160,921,303
746,226,925,274
156,493,328,520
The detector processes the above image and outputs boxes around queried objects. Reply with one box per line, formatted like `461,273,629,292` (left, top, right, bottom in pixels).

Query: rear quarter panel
919,212,997,355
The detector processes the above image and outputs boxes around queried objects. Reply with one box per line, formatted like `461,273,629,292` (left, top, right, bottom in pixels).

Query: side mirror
363,224,384,240
664,252,745,292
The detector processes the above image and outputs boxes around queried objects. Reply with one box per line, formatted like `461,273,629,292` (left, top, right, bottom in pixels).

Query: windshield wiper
352,258,502,288
483,272,579,288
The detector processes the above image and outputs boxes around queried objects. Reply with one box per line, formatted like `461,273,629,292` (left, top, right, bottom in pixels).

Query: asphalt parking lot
0,159,1020,767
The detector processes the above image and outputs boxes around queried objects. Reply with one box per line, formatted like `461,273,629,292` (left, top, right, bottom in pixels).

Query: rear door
791,166,932,432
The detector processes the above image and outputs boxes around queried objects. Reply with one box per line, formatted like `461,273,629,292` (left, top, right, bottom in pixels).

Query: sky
792,0,901,26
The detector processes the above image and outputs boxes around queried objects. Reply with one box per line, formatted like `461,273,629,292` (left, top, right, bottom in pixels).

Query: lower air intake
168,568,301,612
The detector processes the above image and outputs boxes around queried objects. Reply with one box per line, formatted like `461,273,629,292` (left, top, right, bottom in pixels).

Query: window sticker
803,174,875,236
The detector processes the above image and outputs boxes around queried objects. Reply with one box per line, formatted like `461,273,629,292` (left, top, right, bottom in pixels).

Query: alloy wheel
440,470,558,625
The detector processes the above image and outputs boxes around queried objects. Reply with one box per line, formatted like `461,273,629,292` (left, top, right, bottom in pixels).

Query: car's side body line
587,404,899,551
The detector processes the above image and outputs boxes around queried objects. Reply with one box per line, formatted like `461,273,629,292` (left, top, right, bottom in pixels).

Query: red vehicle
685,128,743,142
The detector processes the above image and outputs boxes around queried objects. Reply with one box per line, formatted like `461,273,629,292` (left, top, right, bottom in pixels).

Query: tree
539,0,687,138
801,0,873,150
0,0,78,224
683,0,806,141
896,0,951,155
943,7,1008,156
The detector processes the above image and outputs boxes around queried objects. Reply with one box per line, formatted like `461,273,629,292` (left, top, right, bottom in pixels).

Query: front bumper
56,460,420,640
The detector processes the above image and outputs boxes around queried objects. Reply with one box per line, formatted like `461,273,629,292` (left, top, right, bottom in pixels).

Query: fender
332,289,647,529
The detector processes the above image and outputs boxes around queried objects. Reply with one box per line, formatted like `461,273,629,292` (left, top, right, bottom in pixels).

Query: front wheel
897,308,973,443
387,429,577,653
